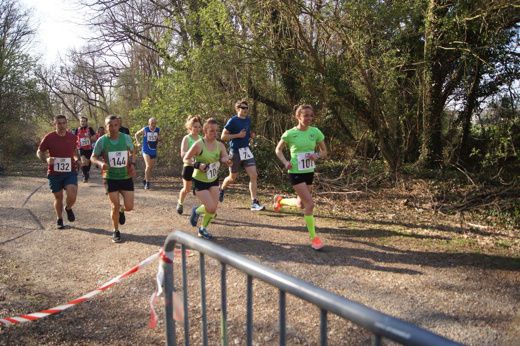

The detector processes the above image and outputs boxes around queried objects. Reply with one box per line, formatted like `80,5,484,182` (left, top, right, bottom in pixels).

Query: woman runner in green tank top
176,115,202,214
274,105,328,250
183,118,232,240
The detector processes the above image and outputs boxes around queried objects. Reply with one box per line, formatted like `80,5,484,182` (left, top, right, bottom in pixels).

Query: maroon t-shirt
38,131,78,175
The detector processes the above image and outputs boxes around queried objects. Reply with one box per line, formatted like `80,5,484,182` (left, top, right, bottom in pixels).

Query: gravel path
0,173,518,345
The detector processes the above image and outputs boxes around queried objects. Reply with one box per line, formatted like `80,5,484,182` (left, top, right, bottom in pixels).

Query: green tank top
101,135,130,180
183,134,200,167
187,134,199,148
192,139,221,183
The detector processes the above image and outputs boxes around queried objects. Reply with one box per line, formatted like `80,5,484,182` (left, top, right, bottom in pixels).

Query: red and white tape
0,251,160,327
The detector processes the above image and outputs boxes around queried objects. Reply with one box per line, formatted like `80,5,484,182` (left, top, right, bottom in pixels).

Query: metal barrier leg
320,309,328,346
372,334,382,346
246,275,253,346
279,290,286,346
220,263,228,345
181,245,190,346
164,246,176,346
199,253,208,346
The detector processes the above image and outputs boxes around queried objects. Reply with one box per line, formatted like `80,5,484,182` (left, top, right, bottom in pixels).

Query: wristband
193,162,201,169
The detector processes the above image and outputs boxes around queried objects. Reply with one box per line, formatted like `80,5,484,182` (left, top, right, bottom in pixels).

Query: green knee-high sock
196,205,206,215
304,214,316,240
280,197,299,207
202,212,215,228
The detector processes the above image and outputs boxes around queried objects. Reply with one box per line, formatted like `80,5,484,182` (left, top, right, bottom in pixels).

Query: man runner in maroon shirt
37,115,80,229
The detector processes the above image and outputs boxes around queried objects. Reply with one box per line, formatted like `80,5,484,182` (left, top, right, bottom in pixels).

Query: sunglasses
239,106,248,110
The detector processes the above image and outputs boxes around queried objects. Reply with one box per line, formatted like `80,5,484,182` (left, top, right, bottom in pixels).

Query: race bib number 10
54,157,71,172
206,162,220,180
297,152,315,171
238,147,254,161
108,151,128,168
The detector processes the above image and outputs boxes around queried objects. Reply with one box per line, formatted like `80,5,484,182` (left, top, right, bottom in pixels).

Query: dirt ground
0,169,519,345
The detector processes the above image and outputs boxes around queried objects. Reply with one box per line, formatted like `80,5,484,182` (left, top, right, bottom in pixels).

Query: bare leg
244,165,258,200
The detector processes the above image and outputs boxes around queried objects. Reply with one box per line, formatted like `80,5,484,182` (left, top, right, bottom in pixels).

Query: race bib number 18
238,147,254,161
297,152,315,171
108,151,128,168
54,157,71,172
206,162,220,180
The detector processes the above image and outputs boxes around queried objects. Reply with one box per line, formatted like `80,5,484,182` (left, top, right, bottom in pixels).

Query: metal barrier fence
162,231,460,346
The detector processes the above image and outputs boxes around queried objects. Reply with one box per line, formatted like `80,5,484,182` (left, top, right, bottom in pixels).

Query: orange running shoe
273,195,283,212
311,237,324,250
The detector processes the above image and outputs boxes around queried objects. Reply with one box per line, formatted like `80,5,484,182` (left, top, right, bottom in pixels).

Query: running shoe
176,203,183,215
311,237,324,250
145,182,151,190
273,195,283,212
143,180,147,188
218,189,225,202
56,218,64,229
112,230,122,243
198,227,213,240
190,206,200,227
119,208,126,225
65,207,75,222
250,199,265,211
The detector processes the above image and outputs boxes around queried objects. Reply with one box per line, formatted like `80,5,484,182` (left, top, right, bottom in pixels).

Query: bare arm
180,136,189,158
219,142,232,166
275,139,291,169
134,128,144,144
316,141,328,160
36,149,52,165
183,141,202,165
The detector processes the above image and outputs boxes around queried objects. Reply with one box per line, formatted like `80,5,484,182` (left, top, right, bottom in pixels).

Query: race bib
206,162,220,180
147,132,158,142
54,157,71,172
238,147,254,161
108,151,128,168
79,137,90,147
297,152,315,171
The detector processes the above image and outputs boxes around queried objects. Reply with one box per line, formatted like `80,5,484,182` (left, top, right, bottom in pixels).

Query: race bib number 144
108,151,128,168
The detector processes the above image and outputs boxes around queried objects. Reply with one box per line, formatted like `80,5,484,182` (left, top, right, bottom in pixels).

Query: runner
116,115,130,135
176,115,202,214
134,117,160,190
91,115,136,243
93,126,106,170
36,115,79,229
220,100,265,211
73,116,96,183
274,104,328,250
183,118,232,240
94,126,105,143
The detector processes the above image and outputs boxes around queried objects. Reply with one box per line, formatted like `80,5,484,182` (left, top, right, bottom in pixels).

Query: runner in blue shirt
135,117,160,190
220,100,265,211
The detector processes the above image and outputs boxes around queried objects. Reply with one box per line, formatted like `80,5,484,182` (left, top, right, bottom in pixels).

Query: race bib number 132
54,157,71,172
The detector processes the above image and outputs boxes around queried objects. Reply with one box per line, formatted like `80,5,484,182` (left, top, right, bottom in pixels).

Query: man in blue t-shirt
220,100,265,211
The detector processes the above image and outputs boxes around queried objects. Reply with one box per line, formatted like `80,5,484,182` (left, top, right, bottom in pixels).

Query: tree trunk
458,62,481,163
420,0,445,168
